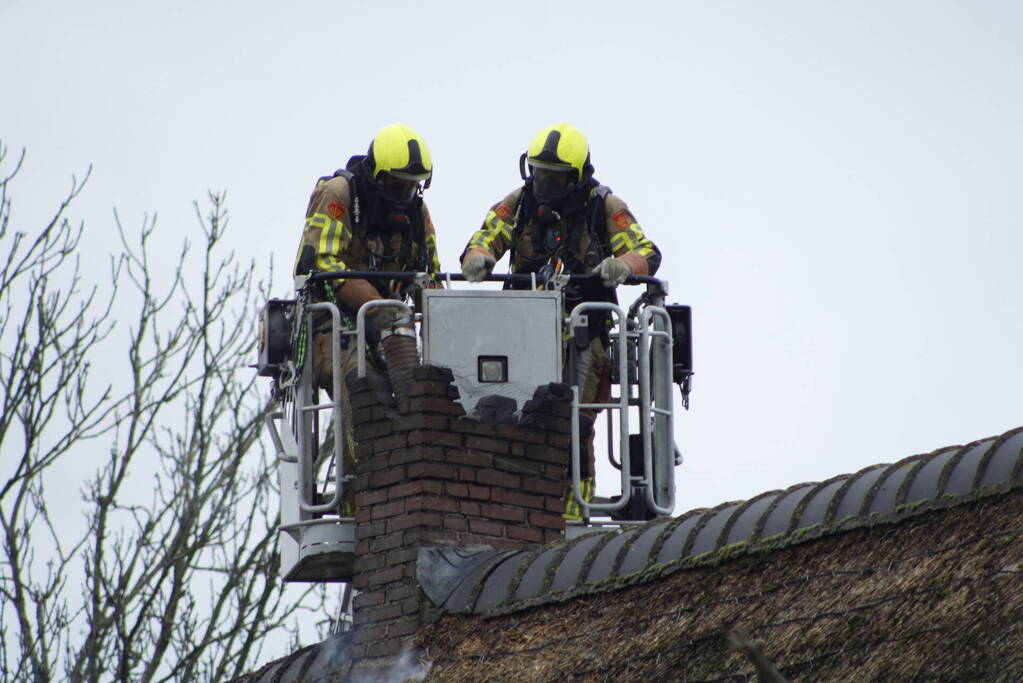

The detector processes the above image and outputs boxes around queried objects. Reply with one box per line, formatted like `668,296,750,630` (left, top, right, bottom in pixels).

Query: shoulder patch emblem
327,201,345,220
612,210,630,229
495,203,512,220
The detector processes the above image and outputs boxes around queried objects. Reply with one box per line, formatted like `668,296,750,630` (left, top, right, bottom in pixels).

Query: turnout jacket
294,174,442,301
464,186,660,279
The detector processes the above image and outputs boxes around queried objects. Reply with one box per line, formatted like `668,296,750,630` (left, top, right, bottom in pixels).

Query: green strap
298,274,372,370
294,290,310,373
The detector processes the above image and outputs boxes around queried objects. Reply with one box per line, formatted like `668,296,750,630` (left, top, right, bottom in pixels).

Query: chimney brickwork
347,365,573,664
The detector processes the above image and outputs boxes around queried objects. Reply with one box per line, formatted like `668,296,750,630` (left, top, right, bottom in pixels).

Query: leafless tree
0,144,327,682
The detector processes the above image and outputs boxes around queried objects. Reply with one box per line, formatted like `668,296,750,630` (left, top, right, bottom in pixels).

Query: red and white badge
612,210,630,229
327,201,345,219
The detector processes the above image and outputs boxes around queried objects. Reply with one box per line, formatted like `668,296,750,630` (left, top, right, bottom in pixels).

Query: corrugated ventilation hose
379,331,419,397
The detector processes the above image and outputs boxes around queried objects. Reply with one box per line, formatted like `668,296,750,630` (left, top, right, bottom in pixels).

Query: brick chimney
346,365,572,673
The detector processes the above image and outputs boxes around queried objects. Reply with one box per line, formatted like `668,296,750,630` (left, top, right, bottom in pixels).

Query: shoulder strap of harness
509,182,612,272
319,165,362,227
508,183,532,271
587,184,612,258
322,162,429,287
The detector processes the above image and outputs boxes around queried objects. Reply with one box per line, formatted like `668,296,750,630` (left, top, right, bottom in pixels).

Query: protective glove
461,251,496,282
596,256,632,287
364,306,412,348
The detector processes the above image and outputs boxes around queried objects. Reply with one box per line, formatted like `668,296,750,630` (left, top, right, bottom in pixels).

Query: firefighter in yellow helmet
460,122,661,521
294,123,442,511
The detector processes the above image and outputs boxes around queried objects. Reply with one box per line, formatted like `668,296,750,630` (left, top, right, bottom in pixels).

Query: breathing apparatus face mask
529,165,577,206
376,171,422,208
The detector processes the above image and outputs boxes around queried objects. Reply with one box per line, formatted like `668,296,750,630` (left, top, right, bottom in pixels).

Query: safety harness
321,156,431,276
508,181,618,342
295,160,429,372
510,179,612,273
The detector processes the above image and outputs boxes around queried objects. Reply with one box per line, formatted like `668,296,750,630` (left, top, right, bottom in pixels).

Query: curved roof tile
231,634,350,682
831,465,886,520
795,477,848,530
690,503,742,555
759,484,814,538
551,532,606,592
722,492,777,546
980,430,1023,486
616,519,672,576
653,511,707,564
513,545,561,601
904,447,958,503
426,425,1023,616
943,440,994,495
585,526,643,584
473,551,533,612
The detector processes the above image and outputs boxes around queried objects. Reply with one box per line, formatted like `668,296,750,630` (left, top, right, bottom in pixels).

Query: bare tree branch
0,146,326,682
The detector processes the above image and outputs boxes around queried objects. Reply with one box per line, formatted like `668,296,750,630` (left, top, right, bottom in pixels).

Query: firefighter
460,122,661,521
294,123,442,510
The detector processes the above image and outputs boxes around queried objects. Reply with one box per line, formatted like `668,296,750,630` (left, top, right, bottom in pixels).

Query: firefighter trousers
311,330,358,516
564,335,610,521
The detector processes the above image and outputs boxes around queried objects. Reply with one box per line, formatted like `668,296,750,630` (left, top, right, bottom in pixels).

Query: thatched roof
238,425,1023,681
415,425,1023,680
422,426,1023,618
418,483,1023,680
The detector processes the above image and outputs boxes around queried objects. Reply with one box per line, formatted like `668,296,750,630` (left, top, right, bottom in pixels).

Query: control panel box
421,289,563,414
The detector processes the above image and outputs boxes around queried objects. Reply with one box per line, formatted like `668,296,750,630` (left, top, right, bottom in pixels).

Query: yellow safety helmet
521,122,592,182
366,123,433,201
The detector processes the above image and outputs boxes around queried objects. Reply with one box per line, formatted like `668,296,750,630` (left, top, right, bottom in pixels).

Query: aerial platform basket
257,271,693,581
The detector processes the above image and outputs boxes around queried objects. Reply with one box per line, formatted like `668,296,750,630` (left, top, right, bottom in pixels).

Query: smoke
350,642,432,683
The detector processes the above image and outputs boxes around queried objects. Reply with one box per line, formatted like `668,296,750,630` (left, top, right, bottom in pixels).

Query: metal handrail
570,302,633,513
294,298,414,514
289,270,677,522
299,302,345,515
307,270,664,287
354,300,413,379
638,306,675,515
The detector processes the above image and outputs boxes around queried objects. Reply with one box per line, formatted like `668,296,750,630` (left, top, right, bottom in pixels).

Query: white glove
596,256,632,287
461,252,496,282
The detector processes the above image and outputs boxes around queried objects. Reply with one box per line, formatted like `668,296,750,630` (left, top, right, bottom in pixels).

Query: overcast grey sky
4,0,1022,515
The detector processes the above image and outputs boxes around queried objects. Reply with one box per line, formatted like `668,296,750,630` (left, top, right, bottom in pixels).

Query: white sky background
3,1,1022,526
